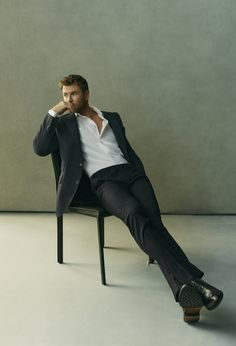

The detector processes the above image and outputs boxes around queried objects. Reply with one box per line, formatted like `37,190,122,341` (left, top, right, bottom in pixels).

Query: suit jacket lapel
63,113,82,148
102,112,129,159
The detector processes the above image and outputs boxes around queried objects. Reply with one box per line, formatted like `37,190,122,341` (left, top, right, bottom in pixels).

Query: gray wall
1,0,235,214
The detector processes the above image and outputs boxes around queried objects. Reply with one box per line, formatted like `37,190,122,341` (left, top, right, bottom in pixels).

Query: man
33,74,223,323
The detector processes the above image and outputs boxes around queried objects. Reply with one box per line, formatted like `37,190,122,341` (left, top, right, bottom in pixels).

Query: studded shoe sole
178,284,204,323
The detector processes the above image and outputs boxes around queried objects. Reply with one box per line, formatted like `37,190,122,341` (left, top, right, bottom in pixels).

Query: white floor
0,212,235,346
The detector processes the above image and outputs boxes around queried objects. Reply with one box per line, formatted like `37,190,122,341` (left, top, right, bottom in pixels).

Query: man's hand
51,101,72,116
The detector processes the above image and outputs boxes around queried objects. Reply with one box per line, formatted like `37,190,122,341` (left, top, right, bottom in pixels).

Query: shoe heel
183,307,201,323
178,284,203,323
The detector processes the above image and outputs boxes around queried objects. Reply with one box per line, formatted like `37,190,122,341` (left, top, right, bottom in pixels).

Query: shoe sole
178,284,203,323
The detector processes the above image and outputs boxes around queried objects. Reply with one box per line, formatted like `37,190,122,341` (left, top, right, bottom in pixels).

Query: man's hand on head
51,101,72,116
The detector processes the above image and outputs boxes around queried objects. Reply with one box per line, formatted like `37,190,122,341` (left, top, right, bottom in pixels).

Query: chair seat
69,202,112,218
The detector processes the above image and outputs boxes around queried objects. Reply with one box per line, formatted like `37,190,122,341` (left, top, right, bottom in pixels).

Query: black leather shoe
189,278,223,311
178,284,203,323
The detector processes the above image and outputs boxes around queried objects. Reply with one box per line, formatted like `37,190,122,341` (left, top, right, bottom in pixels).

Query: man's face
62,84,89,113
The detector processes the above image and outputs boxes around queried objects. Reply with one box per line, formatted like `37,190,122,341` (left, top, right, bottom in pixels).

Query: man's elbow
33,139,49,157
33,147,49,157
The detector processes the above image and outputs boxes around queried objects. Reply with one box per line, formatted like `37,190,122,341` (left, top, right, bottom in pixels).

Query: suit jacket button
79,163,83,166
75,180,79,184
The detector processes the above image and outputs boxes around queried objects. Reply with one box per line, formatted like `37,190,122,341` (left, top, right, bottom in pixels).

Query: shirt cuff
48,109,58,117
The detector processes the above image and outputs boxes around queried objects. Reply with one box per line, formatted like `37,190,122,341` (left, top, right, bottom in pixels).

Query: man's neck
78,105,97,119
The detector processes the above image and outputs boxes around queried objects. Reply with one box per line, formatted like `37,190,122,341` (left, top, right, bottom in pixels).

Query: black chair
51,150,155,286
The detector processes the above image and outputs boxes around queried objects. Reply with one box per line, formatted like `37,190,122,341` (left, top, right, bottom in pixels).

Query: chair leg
57,215,63,263
97,215,106,285
100,220,105,248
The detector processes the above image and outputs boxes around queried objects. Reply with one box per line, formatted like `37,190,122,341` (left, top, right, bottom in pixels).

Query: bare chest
91,115,103,134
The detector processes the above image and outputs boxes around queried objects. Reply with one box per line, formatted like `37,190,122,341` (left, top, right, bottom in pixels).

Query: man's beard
71,102,86,113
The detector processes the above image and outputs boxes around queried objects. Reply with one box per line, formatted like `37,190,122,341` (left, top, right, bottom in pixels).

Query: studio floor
0,212,235,346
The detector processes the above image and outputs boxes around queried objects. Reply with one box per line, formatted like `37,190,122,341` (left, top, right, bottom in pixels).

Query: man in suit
33,74,223,323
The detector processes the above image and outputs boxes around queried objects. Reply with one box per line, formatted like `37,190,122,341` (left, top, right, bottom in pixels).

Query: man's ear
85,90,89,101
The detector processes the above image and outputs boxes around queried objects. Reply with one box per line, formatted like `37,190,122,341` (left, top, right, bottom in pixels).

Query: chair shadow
61,261,152,289
104,245,138,253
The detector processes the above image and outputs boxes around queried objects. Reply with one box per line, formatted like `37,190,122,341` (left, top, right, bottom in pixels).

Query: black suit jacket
33,111,146,217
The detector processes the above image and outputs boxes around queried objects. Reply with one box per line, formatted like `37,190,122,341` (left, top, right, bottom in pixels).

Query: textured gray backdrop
1,0,235,214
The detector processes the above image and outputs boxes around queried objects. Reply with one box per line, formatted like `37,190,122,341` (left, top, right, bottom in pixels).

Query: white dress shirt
48,105,129,177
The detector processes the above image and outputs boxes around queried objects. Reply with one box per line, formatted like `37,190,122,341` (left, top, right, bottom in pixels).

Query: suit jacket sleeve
33,113,59,156
115,113,146,174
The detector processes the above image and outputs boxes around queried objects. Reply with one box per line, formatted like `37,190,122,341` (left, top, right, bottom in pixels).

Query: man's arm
33,101,69,157
115,113,146,175
33,114,59,156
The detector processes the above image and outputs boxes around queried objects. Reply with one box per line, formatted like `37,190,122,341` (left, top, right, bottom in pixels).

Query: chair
51,150,114,285
51,150,155,286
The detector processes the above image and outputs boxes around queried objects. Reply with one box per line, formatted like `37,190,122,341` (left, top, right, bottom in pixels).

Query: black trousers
90,163,204,302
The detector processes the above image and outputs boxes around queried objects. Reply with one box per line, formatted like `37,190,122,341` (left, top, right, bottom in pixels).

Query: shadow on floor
186,306,236,340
